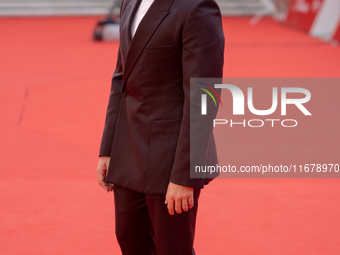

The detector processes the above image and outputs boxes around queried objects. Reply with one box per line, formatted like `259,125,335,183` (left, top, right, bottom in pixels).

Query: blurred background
1,1,340,255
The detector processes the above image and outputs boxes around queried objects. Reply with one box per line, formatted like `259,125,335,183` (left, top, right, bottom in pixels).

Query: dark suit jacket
99,0,224,194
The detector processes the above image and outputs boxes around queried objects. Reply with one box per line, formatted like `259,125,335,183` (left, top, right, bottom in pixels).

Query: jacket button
122,90,127,97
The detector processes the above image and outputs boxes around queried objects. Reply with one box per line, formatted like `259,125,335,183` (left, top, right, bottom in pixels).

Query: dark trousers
113,185,201,255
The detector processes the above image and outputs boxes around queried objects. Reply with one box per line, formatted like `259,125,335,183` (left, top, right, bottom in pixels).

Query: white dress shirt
131,0,155,38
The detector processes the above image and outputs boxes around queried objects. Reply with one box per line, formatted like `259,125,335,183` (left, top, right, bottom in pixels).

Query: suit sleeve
99,0,127,157
169,0,225,187
99,47,124,157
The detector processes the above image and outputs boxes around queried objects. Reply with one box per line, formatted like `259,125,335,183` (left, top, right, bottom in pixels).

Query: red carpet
0,16,340,254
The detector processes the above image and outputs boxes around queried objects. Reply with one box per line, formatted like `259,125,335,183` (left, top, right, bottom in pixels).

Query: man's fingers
105,183,114,192
97,171,106,185
165,182,195,215
188,194,194,209
99,180,113,192
182,198,189,212
97,157,111,192
167,199,175,215
98,180,108,190
99,181,113,192
175,198,182,214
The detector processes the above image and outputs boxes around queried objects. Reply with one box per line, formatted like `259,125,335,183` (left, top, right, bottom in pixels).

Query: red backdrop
285,0,323,31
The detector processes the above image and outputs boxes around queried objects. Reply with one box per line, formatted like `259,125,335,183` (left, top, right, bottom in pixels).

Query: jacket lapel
120,0,142,65
122,0,174,89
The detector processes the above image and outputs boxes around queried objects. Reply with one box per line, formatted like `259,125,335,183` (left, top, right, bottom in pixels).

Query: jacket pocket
146,45,174,54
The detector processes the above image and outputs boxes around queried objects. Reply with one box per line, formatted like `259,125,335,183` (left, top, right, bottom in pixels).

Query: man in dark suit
97,0,224,253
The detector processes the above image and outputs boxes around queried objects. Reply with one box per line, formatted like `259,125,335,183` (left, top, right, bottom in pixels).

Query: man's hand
165,182,194,215
97,156,113,192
